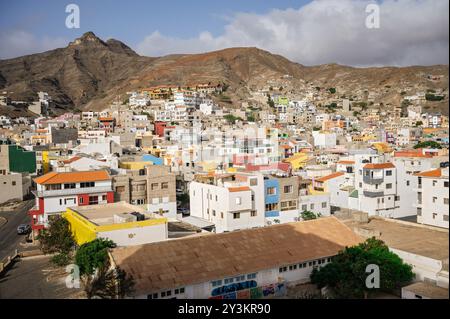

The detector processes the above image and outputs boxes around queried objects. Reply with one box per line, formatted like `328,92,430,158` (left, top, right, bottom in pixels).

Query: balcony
363,190,384,198
363,175,384,185
33,186,112,197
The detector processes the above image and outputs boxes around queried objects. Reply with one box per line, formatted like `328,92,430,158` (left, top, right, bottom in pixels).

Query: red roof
414,169,442,178
363,163,395,169
315,172,344,182
228,186,251,192
394,149,432,158
337,160,355,165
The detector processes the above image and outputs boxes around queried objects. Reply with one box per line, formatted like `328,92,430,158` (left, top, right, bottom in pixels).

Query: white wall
98,223,167,247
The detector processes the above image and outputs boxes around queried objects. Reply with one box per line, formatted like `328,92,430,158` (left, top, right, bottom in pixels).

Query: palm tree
82,265,134,299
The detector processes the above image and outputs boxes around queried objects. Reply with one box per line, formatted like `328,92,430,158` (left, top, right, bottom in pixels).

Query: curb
0,216,6,228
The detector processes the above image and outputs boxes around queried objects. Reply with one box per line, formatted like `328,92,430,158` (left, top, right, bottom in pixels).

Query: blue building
264,178,279,218
142,154,163,165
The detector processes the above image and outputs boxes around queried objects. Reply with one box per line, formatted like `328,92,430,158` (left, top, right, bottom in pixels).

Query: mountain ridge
0,32,448,115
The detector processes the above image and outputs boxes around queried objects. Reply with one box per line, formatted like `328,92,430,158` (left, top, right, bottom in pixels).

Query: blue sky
0,0,311,48
0,0,448,66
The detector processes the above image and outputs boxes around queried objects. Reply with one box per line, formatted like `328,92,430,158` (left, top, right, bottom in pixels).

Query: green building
0,140,36,174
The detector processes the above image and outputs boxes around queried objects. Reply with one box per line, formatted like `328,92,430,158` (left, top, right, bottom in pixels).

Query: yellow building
119,161,153,170
283,152,309,170
63,202,168,246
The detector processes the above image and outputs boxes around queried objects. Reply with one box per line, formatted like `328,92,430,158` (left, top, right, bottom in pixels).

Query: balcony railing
363,175,384,185
363,190,384,198
33,186,112,197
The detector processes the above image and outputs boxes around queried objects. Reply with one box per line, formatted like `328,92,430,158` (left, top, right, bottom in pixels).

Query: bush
51,252,72,266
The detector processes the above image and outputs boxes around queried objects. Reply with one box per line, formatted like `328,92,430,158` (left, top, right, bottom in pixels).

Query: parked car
17,224,31,235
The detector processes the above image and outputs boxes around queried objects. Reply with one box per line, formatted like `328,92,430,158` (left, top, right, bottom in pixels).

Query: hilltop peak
69,31,105,46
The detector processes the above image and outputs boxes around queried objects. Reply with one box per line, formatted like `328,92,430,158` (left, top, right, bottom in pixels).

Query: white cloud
136,0,449,66
0,30,67,59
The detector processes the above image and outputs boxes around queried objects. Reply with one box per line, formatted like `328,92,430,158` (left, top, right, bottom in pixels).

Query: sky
0,0,448,66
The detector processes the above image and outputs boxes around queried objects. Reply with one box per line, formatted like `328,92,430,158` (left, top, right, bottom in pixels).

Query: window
224,278,234,284
12,181,16,186
233,213,240,219
310,204,314,210
445,198,449,205
215,195,218,201
247,273,256,280
59,199,62,205
251,211,257,217
235,275,245,282
166,290,172,297
64,183,76,189
445,181,449,188
308,262,313,267
265,203,277,211
406,181,410,186
79,197,84,204
180,288,185,294
80,182,95,188
386,183,392,189
279,267,287,273
386,170,392,176
250,179,258,186
432,180,437,186
432,213,437,219
147,293,158,299
89,196,98,205
284,185,293,193
322,202,327,208
302,204,307,211
359,182,362,188
102,195,107,201
235,197,242,205
151,183,159,190
211,280,222,287
433,197,437,203
212,210,216,216
266,187,276,195
251,194,255,201
221,212,224,219
161,182,168,189
161,291,166,297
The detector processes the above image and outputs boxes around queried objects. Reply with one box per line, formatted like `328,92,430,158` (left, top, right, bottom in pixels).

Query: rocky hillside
0,32,448,115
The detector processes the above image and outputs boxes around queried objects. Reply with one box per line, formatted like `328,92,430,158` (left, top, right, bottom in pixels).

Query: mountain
0,32,448,115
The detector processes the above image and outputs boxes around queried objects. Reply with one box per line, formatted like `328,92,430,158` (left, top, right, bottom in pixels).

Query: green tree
310,238,414,299
414,141,442,149
223,114,242,124
75,238,116,276
300,210,321,221
37,215,75,265
328,88,336,94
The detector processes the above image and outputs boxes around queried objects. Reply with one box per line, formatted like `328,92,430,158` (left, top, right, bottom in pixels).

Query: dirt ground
0,255,85,299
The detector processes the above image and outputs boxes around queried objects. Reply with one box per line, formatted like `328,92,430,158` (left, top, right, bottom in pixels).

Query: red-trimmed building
29,170,114,234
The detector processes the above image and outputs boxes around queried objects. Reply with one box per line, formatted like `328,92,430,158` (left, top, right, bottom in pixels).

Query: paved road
0,200,34,261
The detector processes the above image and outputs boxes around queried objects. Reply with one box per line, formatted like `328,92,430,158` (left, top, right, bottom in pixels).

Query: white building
110,217,362,299
189,173,265,233
414,167,449,229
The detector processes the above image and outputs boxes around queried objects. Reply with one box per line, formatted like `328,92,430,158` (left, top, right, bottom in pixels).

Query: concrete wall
98,223,168,247
0,173,25,204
